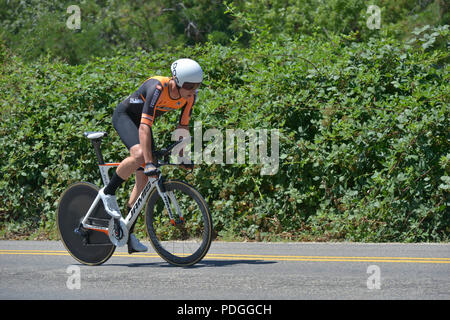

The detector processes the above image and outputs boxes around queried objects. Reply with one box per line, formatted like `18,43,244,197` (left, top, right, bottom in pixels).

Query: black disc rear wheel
57,182,115,265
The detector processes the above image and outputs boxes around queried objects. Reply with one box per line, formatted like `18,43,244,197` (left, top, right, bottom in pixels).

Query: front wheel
145,180,213,267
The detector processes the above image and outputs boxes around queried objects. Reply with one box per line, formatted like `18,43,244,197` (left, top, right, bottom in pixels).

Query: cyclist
99,58,203,253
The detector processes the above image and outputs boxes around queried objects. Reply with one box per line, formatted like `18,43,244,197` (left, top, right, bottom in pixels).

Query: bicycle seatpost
90,139,105,165
83,131,108,165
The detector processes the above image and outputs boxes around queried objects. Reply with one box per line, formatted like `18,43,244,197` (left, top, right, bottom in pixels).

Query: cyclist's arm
178,91,196,128
139,125,154,164
139,82,163,164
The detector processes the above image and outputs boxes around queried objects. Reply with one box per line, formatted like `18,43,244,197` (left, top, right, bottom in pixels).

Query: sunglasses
181,82,201,90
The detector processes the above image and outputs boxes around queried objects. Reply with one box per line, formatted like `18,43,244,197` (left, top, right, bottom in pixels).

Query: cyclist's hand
144,162,159,177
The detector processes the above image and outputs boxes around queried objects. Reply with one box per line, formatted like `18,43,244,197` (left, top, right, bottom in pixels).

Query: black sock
104,172,125,195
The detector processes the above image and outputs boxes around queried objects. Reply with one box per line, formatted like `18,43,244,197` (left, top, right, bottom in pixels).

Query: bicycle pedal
112,220,123,238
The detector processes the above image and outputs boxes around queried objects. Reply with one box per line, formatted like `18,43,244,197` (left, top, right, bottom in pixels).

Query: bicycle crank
107,218,129,247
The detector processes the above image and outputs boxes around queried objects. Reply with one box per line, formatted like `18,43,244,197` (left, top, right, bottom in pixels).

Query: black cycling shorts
112,101,155,152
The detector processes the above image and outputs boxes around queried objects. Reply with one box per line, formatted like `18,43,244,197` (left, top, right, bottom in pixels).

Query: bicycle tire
57,182,115,265
145,180,213,267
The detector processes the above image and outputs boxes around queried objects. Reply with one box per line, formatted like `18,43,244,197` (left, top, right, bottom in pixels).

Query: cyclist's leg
94,102,148,251
126,169,147,238
128,168,148,208
101,105,142,217
115,143,144,181
112,106,156,182
122,164,149,252
111,106,150,252
107,106,143,187
114,143,148,252
127,125,156,207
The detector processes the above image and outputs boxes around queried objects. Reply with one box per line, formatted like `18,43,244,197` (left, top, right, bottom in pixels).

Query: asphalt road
0,240,449,300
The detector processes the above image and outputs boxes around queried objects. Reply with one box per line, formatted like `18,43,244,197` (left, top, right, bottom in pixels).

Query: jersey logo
150,88,161,107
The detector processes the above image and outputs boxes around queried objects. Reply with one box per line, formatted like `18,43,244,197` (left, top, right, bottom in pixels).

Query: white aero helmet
171,58,203,88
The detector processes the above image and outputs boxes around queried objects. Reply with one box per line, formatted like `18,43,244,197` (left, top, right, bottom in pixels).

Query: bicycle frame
80,132,185,245
80,166,160,236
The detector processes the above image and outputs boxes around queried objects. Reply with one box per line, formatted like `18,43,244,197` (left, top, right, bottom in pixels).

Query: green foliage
0,0,447,64
0,0,448,241
0,0,233,64
1,23,448,241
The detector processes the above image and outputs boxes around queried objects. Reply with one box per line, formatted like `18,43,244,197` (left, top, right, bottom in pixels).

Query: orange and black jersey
122,76,197,127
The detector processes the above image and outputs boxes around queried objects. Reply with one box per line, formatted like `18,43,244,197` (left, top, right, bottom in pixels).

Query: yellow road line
205,256,450,264
1,249,449,264
0,249,68,253
205,253,450,261
2,250,450,260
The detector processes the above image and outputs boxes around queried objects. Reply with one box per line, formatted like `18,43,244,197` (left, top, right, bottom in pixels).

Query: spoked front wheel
145,180,213,267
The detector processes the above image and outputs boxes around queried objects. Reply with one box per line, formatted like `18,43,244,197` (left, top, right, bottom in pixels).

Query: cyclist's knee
129,145,144,164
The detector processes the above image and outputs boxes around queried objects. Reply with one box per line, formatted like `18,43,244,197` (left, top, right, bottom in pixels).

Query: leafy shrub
1,23,448,241
0,0,447,64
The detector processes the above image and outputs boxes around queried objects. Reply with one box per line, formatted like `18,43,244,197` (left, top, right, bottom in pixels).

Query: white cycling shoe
99,187,122,220
128,234,148,253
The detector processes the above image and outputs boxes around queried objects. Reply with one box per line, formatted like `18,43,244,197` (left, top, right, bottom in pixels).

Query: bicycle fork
156,179,184,226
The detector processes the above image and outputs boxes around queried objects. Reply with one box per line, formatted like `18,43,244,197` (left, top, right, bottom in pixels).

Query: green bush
1,0,447,64
1,23,448,241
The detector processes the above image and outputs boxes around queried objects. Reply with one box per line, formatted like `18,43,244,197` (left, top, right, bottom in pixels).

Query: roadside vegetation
1,0,448,241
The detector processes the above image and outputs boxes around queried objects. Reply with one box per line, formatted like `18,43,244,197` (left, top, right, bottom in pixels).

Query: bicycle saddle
83,131,108,140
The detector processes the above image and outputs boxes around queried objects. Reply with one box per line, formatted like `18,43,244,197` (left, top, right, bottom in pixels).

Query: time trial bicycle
57,131,213,267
